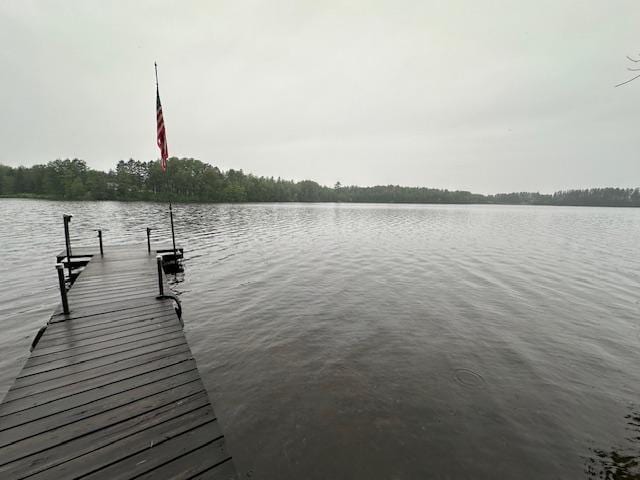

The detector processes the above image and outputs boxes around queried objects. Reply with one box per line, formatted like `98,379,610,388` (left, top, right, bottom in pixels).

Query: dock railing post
147,227,152,254
156,255,164,297
56,263,70,314
98,229,103,256
63,214,73,276
169,203,177,262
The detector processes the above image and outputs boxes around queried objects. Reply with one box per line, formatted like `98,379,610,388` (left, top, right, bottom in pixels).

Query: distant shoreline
2,158,639,208
2,193,639,208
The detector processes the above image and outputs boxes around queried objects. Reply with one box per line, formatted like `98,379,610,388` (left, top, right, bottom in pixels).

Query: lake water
0,198,638,479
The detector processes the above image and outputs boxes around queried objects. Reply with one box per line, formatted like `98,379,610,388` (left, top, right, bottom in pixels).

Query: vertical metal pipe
63,214,73,278
147,227,151,254
169,203,177,262
63,214,72,258
56,263,69,314
156,255,164,297
98,229,103,256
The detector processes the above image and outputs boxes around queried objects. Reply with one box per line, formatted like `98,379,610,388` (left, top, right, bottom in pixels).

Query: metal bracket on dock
155,254,183,327
30,325,47,351
156,293,183,327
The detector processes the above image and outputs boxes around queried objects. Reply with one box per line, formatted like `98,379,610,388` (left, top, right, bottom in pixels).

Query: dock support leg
147,227,152,254
156,255,164,297
56,263,70,314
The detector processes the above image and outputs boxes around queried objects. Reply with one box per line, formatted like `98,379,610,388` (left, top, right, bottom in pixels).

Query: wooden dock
0,245,237,479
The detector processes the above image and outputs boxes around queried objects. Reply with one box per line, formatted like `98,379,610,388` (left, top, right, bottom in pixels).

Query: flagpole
155,62,177,266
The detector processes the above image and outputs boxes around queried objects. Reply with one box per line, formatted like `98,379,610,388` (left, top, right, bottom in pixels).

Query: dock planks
0,245,236,479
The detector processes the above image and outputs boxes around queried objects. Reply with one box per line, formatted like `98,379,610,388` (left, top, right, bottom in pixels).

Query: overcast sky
1,1,639,193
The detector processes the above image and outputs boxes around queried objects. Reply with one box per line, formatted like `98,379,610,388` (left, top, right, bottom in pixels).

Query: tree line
1,157,639,207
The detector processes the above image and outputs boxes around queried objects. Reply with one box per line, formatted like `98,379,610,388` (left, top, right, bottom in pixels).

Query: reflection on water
0,199,639,479
586,407,640,480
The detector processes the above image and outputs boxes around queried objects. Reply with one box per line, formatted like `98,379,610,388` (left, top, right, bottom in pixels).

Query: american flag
156,86,168,172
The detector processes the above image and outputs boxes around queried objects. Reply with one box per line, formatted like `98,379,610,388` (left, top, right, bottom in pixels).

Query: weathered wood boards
0,246,236,479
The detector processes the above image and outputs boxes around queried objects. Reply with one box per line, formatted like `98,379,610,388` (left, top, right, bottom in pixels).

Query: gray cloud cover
1,0,639,193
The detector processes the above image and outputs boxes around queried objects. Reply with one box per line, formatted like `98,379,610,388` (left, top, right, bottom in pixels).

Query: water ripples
0,200,639,479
